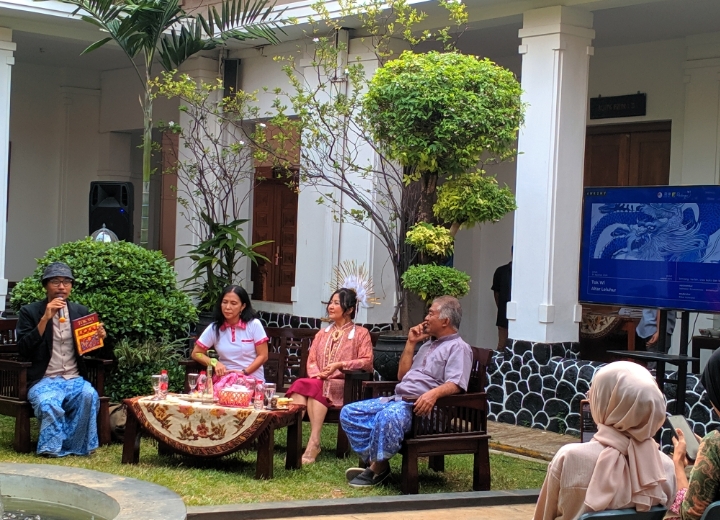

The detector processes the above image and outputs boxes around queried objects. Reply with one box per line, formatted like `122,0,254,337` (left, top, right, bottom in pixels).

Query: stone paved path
264,503,538,520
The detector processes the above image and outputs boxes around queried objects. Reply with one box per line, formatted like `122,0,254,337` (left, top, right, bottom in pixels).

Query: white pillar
174,55,222,284
680,34,720,331
0,29,14,311
508,6,594,344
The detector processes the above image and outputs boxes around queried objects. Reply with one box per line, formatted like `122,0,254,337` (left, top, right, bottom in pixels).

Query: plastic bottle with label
254,382,264,410
159,369,169,399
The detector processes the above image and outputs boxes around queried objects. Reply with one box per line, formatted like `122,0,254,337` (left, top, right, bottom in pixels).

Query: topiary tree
362,50,522,317
401,264,470,306
10,238,197,347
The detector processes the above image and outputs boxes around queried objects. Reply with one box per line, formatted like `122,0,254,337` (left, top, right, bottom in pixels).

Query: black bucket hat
41,262,74,283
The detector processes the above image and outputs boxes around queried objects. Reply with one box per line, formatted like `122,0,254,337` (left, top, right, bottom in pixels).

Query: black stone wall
488,339,720,450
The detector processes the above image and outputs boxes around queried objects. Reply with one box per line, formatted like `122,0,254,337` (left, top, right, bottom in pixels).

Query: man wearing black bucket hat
16,262,107,457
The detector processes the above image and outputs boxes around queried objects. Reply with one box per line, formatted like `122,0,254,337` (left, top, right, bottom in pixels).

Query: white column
508,6,594,344
680,34,720,331
174,55,221,283
0,29,14,311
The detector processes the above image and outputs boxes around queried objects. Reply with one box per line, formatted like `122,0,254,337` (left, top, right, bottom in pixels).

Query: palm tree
55,0,284,247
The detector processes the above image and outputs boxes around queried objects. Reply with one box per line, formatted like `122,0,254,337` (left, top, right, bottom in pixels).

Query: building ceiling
449,0,720,59
3,0,720,71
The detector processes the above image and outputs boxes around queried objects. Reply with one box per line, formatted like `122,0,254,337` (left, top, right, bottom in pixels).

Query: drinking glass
150,374,162,400
264,383,276,407
187,373,199,395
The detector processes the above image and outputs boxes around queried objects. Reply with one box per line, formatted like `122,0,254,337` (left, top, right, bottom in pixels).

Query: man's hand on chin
413,390,438,417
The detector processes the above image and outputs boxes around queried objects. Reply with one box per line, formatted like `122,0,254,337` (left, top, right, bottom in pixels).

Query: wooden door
584,122,671,187
251,172,298,303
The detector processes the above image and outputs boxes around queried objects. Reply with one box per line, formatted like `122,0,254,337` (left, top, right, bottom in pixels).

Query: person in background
285,288,373,464
668,348,720,520
191,285,269,382
16,262,107,457
491,248,512,352
637,308,677,353
533,361,676,520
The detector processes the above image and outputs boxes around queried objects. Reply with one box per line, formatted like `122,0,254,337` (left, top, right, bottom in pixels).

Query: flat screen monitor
579,185,720,313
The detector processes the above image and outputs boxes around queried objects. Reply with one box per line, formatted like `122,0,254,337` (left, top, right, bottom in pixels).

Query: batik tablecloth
126,395,297,457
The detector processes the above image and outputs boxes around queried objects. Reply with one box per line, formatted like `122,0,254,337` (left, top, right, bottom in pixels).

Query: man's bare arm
412,381,462,416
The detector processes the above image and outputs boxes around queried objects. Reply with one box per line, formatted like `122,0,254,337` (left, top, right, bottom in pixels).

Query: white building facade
0,0,718,353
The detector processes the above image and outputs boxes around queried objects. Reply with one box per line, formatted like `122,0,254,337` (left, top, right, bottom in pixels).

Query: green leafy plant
258,1,522,328
47,0,285,247
184,212,270,312
405,222,454,258
105,338,186,402
10,238,197,345
401,264,470,306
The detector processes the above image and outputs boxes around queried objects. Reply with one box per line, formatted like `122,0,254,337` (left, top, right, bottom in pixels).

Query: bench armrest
361,381,398,399
341,370,373,404
0,359,32,369
0,358,31,400
83,357,113,396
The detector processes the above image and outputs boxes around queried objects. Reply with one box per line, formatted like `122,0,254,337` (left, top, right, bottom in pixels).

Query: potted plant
184,212,270,318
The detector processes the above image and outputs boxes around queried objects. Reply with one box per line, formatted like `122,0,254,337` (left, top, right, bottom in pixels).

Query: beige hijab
586,361,669,512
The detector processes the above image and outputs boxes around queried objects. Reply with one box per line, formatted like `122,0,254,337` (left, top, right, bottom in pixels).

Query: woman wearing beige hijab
534,361,677,520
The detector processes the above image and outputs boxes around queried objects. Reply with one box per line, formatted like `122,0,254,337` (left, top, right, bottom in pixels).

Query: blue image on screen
579,186,720,313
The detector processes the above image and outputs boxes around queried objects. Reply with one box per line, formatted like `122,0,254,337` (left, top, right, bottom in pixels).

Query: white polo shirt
195,319,269,381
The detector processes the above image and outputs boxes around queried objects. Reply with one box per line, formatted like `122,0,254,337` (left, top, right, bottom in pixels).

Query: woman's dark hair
327,288,358,320
213,285,257,333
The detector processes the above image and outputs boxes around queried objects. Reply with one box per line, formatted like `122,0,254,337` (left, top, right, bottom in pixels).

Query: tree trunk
417,171,438,226
140,73,154,248
400,288,426,331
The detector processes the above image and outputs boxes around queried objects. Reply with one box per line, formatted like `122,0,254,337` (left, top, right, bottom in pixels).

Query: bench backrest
264,327,318,391
0,318,18,355
263,327,380,392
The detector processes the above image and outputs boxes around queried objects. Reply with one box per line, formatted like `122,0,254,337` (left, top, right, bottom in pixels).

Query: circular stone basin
0,463,186,520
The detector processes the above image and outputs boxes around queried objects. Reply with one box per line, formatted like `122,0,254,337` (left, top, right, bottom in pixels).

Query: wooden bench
181,326,379,458
360,346,493,494
0,317,113,453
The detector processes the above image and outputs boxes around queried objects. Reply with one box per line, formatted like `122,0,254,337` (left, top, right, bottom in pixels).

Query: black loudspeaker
89,182,134,242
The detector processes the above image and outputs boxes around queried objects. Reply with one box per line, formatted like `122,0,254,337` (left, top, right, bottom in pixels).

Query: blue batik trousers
340,397,413,463
27,376,99,457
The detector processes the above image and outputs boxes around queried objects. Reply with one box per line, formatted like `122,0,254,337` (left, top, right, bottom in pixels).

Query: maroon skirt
285,378,329,407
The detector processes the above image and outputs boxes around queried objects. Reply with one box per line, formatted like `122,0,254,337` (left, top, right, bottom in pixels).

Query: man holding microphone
16,262,106,457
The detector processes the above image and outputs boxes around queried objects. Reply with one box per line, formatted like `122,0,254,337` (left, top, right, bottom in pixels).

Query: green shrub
10,238,198,347
105,338,186,402
401,264,471,305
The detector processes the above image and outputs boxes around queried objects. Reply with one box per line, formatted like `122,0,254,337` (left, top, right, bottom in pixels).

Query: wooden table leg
122,407,141,464
286,409,302,470
255,425,275,480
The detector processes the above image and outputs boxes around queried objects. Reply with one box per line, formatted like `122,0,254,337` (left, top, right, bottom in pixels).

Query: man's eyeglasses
48,278,72,287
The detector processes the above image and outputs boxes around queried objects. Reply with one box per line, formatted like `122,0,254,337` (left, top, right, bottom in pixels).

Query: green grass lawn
0,416,547,506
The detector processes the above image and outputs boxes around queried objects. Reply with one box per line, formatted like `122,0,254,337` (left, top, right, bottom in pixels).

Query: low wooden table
121,396,304,479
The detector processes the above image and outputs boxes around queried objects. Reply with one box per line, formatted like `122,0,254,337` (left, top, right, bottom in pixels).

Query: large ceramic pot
196,311,214,333
373,334,420,381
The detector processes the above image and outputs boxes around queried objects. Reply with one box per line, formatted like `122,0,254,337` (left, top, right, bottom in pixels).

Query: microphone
58,297,67,323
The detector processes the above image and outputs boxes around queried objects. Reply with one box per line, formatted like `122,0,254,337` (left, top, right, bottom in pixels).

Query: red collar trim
220,320,247,331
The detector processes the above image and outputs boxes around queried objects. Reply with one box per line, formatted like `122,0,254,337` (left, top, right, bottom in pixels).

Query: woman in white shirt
191,285,269,381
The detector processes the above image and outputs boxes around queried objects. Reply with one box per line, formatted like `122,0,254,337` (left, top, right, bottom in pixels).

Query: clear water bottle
254,382,264,410
159,369,169,400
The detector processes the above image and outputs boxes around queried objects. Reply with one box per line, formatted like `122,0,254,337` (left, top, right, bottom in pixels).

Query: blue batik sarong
340,397,413,463
27,376,99,457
